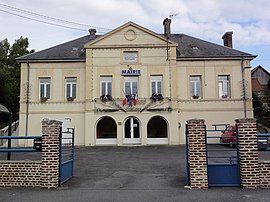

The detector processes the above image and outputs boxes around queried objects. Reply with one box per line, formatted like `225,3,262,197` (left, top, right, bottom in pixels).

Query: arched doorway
123,117,141,144
96,117,117,145
147,116,168,144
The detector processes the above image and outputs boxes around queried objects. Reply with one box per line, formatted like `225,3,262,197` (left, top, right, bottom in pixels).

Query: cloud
1,0,270,51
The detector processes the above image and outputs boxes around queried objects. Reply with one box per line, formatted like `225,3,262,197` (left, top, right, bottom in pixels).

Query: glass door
123,117,141,144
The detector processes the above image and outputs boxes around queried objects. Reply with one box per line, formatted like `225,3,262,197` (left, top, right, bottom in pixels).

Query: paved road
0,146,270,202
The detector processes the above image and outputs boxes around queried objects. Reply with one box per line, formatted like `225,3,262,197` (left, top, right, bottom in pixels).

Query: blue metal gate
59,127,75,185
206,124,240,186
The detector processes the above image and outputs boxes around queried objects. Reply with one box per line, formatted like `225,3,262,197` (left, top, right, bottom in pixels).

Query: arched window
147,116,168,138
96,117,117,139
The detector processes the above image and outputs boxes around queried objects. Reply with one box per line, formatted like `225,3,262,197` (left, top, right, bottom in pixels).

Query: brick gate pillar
41,119,62,188
186,119,208,189
236,118,260,188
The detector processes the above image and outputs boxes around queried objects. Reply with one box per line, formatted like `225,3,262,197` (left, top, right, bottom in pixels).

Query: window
218,75,230,98
190,76,201,99
151,76,162,95
100,76,112,96
66,77,77,99
123,51,138,63
124,77,138,95
39,78,50,98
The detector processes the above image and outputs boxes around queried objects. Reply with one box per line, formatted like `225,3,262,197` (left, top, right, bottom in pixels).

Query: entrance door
123,117,140,144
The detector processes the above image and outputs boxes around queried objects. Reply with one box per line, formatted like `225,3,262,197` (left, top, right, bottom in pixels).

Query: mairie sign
121,69,141,75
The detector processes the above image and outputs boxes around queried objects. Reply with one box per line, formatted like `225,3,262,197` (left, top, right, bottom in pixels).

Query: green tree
0,37,34,120
0,39,10,68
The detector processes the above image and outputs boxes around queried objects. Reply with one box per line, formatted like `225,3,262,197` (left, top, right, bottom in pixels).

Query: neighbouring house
251,77,264,95
251,65,270,92
16,19,256,146
251,66,270,128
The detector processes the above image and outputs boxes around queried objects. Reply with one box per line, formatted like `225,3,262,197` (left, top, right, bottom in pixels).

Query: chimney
163,18,171,39
89,29,96,39
222,31,233,48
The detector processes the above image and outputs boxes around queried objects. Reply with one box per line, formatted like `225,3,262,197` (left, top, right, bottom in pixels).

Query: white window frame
218,75,230,98
123,51,138,63
65,77,77,99
151,76,163,95
190,76,202,99
100,76,112,96
124,77,138,95
39,78,51,99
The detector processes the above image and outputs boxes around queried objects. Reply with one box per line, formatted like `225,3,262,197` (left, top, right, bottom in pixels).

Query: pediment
85,22,177,48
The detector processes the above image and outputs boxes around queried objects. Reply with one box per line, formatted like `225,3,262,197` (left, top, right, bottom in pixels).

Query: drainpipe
241,57,247,118
25,61,30,136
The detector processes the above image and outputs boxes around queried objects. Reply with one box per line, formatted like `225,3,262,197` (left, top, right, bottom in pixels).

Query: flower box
67,97,75,102
151,93,164,102
40,97,48,103
192,95,199,99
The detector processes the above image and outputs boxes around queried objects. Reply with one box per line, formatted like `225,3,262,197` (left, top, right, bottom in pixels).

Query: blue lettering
121,69,141,75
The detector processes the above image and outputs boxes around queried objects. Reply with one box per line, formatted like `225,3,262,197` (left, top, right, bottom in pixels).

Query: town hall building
17,19,256,146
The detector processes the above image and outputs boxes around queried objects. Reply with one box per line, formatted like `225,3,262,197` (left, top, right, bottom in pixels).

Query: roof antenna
165,12,179,61
169,12,179,19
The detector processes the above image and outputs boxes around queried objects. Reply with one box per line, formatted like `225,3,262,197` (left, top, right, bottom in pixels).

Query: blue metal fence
59,127,75,185
0,136,42,160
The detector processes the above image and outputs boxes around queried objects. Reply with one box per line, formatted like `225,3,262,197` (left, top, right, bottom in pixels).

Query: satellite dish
0,104,10,114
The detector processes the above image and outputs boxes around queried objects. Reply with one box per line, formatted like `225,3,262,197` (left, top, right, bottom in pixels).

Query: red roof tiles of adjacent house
252,77,263,91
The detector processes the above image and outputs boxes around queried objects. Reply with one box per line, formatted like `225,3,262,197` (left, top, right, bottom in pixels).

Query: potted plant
100,94,113,102
67,97,74,102
106,94,112,101
40,97,48,103
157,94,164,101
151,93,164,102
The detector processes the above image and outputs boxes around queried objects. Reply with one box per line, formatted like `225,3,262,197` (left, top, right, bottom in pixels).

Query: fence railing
0,136,42,160
257,134,270,151
0,120,19,145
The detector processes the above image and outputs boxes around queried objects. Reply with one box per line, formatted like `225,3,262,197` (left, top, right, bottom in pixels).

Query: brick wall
186,119,208,189
236,118,260,188
0,119,62,189
0,161,41,187
259,161,270,188
41,119,61,188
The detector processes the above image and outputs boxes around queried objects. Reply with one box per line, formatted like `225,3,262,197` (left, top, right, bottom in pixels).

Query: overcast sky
0,0,269,71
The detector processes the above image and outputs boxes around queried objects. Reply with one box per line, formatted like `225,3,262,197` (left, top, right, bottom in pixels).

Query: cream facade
17,21,255,146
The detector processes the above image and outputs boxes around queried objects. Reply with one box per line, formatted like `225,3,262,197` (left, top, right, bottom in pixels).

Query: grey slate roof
17,33,256,62
17,35,96,61
170,34,255,58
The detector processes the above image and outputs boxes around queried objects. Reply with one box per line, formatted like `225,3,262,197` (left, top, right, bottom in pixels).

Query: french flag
133,94,137,106
122,98,127,106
